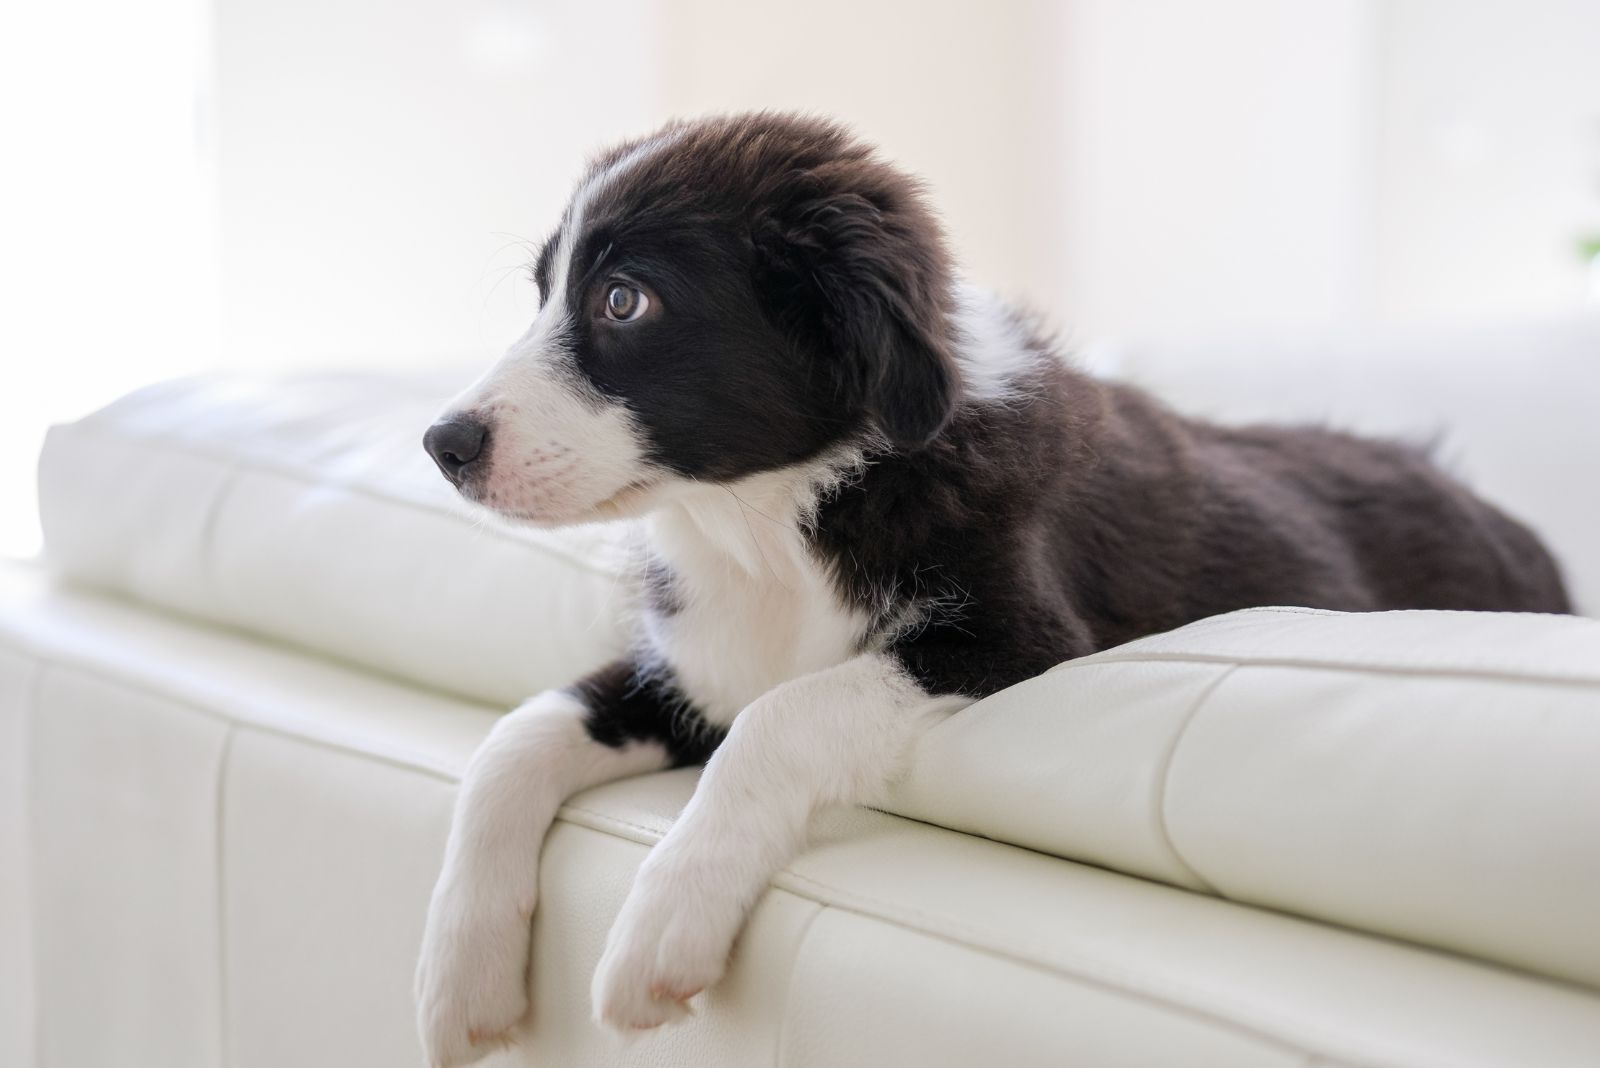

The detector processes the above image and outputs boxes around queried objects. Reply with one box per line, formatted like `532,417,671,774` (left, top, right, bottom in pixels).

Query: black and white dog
415,112,1570,1064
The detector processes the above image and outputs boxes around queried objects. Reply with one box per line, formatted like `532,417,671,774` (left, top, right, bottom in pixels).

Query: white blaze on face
437,138,677,525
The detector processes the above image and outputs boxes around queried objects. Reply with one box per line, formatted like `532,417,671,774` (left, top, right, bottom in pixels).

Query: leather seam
558,803,672,843
782,894,1382,1068
0,645,467,785
20,659,45,1066
553,803,1396,1068
771,902,826,1068
213,725,237,1068
1149,664,1239,896
1061,650,1600,688
3,577,525,714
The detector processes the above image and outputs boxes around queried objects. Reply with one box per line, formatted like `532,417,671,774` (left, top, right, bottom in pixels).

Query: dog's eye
603,283,649,323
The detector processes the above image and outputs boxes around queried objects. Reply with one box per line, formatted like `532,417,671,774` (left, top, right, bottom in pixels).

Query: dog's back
825,348,1573,673
1046,371,1573,649
1193,421,1571,613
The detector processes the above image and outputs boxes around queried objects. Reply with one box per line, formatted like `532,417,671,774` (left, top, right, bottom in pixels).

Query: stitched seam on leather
775,893,1381,1068
1055,650,1600,688
1249,605,1588,620
214,725,237,1068
20,654,344,1066
51,422,624,578
6,576,532,715
558,803,669,843
1,646,468,785
552,804,1403,1068
771,903,826,1068
1149,664,1238,895
18,659,44,1066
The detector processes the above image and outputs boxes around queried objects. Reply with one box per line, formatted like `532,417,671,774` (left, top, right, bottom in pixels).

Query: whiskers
478,232,545,312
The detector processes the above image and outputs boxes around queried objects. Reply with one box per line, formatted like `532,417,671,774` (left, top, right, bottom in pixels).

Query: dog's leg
416,663,694,1068
590,652,959,1030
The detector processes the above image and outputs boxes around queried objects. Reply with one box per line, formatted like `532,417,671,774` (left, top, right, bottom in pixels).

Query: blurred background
3,0,1599,559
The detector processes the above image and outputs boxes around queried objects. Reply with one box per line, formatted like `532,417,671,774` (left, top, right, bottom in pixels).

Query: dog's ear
753,160,960,450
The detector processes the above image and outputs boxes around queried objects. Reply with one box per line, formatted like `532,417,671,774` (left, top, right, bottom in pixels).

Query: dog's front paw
590,867,736,1032
415,886,534,1067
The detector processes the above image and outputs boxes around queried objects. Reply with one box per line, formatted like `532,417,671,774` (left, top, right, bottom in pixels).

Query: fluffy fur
415,112,1570,1066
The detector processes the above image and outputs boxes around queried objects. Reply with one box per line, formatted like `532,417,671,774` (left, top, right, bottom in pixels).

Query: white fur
591,652,966,1029
640,452,871,726
416,691,667,1066
951,282,1046,405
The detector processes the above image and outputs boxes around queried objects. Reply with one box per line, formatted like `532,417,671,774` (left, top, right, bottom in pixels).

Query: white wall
0,0,215,557
207,0,1600,359
9,0,1598,558
212,0,661,371
1375,0,1600,324
1054,0,1380,342
1053,0,1600,339
210,0,1073,369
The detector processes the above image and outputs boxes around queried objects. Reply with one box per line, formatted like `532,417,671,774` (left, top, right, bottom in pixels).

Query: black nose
424,416,488,483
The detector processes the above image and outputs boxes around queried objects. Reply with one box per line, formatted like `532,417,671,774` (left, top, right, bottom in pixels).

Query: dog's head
424,112,960,525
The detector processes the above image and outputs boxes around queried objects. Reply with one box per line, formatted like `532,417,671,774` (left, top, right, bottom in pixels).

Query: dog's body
415,113,1569,1066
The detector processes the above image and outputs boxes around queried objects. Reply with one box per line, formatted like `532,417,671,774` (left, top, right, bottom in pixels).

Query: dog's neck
646,446,864,586
636,448,871,724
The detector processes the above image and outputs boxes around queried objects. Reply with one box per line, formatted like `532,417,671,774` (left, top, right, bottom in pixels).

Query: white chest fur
637,468,869,728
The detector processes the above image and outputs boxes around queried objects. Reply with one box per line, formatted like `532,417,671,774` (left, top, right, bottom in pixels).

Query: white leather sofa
4,317,1599,1067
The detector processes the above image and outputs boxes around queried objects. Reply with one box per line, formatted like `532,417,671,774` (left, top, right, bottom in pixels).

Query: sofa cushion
38,373,632,708
894,605,1600,990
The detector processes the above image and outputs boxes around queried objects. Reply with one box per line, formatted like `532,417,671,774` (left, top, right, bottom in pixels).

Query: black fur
818,356,1572,698
569,660,724,767
750,160,961,448
511,112,1571,753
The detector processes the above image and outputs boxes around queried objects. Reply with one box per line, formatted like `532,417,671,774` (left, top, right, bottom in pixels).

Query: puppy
414,112,1570,1065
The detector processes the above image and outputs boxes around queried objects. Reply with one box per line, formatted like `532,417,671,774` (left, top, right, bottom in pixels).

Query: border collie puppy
415,112,1570,1065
